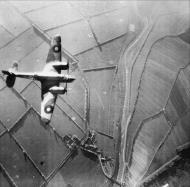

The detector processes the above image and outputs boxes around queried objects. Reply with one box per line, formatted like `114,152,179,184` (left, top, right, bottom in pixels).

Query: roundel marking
53,45,61,53
45,105,53,114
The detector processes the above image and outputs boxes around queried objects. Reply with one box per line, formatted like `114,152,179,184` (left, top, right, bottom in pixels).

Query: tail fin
9,62,18,72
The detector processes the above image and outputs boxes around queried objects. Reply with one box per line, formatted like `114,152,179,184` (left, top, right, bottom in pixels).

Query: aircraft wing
41,82,58,123
33,23,78,65
46,35,62,63
41,91,57,123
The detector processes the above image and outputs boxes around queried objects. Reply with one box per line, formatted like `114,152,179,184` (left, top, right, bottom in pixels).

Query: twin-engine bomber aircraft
2,35,75,124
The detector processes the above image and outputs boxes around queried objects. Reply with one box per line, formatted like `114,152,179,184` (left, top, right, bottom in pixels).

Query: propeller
65,83,68,95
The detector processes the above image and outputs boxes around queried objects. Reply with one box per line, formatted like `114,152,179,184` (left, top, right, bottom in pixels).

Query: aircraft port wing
41,91,57,124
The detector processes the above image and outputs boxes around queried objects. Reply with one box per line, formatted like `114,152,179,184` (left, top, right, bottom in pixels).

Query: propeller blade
67,58,69,74
65,80,67,95
66,58,70,95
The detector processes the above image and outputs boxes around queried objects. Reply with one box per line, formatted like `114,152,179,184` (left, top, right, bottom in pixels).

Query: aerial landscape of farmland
0,1,190,187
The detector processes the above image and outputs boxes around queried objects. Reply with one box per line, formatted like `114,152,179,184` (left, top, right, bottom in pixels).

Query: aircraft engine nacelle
49,86,66,94
52,61,69,70
6,74,16,88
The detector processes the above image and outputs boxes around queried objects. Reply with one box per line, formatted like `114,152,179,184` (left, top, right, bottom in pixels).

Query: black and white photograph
0,1,190,186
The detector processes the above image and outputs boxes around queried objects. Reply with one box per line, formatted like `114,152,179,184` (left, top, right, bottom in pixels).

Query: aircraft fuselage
33,72,75,82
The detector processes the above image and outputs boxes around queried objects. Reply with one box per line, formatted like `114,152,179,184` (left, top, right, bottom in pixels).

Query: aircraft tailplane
2,62,18,87
5,74,16,88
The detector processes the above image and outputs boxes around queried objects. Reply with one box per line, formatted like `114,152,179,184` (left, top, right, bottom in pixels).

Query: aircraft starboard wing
46,35,62,63
33,24,78,64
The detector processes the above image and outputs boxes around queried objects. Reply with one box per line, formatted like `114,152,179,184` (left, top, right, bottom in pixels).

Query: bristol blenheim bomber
2,35,75,123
